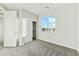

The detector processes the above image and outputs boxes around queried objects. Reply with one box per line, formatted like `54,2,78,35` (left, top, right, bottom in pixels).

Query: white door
4,11,17,47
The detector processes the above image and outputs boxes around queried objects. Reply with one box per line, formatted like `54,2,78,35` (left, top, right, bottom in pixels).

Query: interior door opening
32,21,36,40
0,17,4,47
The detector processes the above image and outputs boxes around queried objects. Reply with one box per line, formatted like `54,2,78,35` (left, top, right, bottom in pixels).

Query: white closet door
4,11,17,47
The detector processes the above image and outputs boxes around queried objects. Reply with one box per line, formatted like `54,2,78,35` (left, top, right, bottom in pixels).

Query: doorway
0,17,4,47
32,21,36,40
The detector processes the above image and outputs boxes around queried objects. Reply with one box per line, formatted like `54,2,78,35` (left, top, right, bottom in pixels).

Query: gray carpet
0,40,78,56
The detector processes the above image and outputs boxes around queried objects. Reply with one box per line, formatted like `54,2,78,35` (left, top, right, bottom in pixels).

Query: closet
4,11,17,47
0,6,18,47
0,10,4,46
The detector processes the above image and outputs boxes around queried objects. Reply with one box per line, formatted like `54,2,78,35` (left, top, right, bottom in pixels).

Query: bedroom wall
18,9,37,45
38,4,77,49
77,4,79,51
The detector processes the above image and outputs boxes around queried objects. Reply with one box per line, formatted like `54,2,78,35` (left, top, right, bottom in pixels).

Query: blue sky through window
41,16,56,28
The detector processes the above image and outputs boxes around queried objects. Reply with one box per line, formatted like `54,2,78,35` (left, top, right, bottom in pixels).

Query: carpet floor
0,40,78,56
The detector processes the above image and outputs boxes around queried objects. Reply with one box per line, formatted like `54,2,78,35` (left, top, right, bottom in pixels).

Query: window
41,16,56,32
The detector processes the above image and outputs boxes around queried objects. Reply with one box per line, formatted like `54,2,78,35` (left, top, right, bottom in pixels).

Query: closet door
4,11,17,47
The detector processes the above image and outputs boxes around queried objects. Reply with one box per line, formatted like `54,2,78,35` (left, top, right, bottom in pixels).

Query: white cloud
48,17,56,23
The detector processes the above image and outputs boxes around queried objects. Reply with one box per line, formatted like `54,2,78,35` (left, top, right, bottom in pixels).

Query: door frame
32,21,37,40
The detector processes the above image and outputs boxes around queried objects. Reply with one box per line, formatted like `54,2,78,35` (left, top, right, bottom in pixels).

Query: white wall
77,4,79,51
17,9,37,45
22,9,37,43
38,4,77,49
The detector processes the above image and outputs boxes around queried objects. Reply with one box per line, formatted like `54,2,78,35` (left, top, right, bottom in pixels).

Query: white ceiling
0,3,71,16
